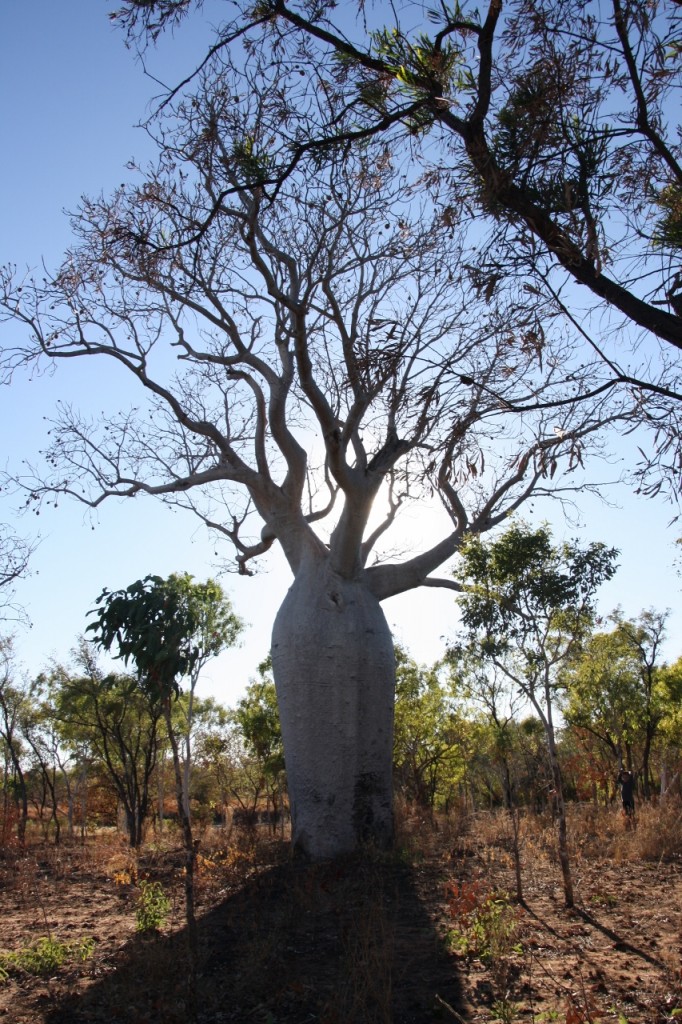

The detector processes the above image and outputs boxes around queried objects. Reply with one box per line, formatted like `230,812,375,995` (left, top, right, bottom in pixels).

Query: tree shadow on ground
45,850,465,1024
573,906,667,969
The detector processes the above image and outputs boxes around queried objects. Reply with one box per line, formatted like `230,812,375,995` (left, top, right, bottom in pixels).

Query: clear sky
1,1,680,708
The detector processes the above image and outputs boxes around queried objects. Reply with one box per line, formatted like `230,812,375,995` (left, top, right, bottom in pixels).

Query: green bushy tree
453,520,618,907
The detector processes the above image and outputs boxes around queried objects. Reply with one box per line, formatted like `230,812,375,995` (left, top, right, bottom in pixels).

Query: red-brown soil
0,804,680,1023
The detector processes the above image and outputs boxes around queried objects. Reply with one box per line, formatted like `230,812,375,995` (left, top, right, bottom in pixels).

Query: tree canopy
103,0,682,498
87,573,240,700
1,31,630,586
564,608,676,796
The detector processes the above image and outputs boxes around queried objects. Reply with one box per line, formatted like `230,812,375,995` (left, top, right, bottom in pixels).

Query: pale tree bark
272,555,395,856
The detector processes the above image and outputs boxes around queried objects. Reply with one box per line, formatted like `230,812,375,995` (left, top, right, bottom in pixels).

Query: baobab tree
1,46,628,857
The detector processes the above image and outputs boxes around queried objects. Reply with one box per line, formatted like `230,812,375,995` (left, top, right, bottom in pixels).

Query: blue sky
1,1,680,706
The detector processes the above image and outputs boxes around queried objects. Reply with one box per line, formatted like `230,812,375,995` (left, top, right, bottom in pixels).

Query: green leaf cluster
134,880,171,933
233,658,285,779
87,575,201,701
231,135,275,186
87,573,242,703
456,521,618,666
0,936,95,980
333,16,476,134
393,646,466,809
653,183,682,250
370,26,463,93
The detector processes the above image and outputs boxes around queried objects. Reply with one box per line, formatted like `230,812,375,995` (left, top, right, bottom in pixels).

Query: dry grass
618,798,682,861
0,802,681,1023
458,798,682,869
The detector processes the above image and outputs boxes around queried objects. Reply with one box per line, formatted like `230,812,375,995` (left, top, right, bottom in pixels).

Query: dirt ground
0,805,680,1023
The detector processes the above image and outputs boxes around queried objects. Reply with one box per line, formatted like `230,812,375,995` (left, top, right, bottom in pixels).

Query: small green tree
233,657,286,821
565,609,679,800
609,609,670,799
392,647,465,812
176,694,233,822
166,574,243,821
563,626,647,783
87,573,242,1022
53,639,166,847
190,702,241,827
20,682,66,845
453,521,618,908
656,657,682,798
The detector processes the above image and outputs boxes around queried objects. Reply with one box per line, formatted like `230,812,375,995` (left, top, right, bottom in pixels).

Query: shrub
0,936,95,980
134,879,171,933
445,881,523,964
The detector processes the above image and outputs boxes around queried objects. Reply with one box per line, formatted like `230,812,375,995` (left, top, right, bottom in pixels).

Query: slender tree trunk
1,760,9,846
545,726,574,908
182,681,197,823
163,700,198,1024
79,766,87,842
271,563,395,859
66,783,74,838
502,761,524,903
157,749,165,831
625,742,634,774
642,730,654,800
11,758,28,847
509,804,523,904
125,807,138,848
44,765,61,846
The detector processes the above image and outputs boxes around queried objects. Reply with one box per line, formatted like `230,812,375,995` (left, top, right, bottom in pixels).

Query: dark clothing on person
617,771,635,814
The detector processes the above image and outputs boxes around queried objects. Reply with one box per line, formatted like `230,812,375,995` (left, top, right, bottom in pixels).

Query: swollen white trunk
271,562,395,859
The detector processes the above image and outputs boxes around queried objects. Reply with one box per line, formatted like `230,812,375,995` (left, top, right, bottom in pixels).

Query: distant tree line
1,530,680,889
1,601,679,853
